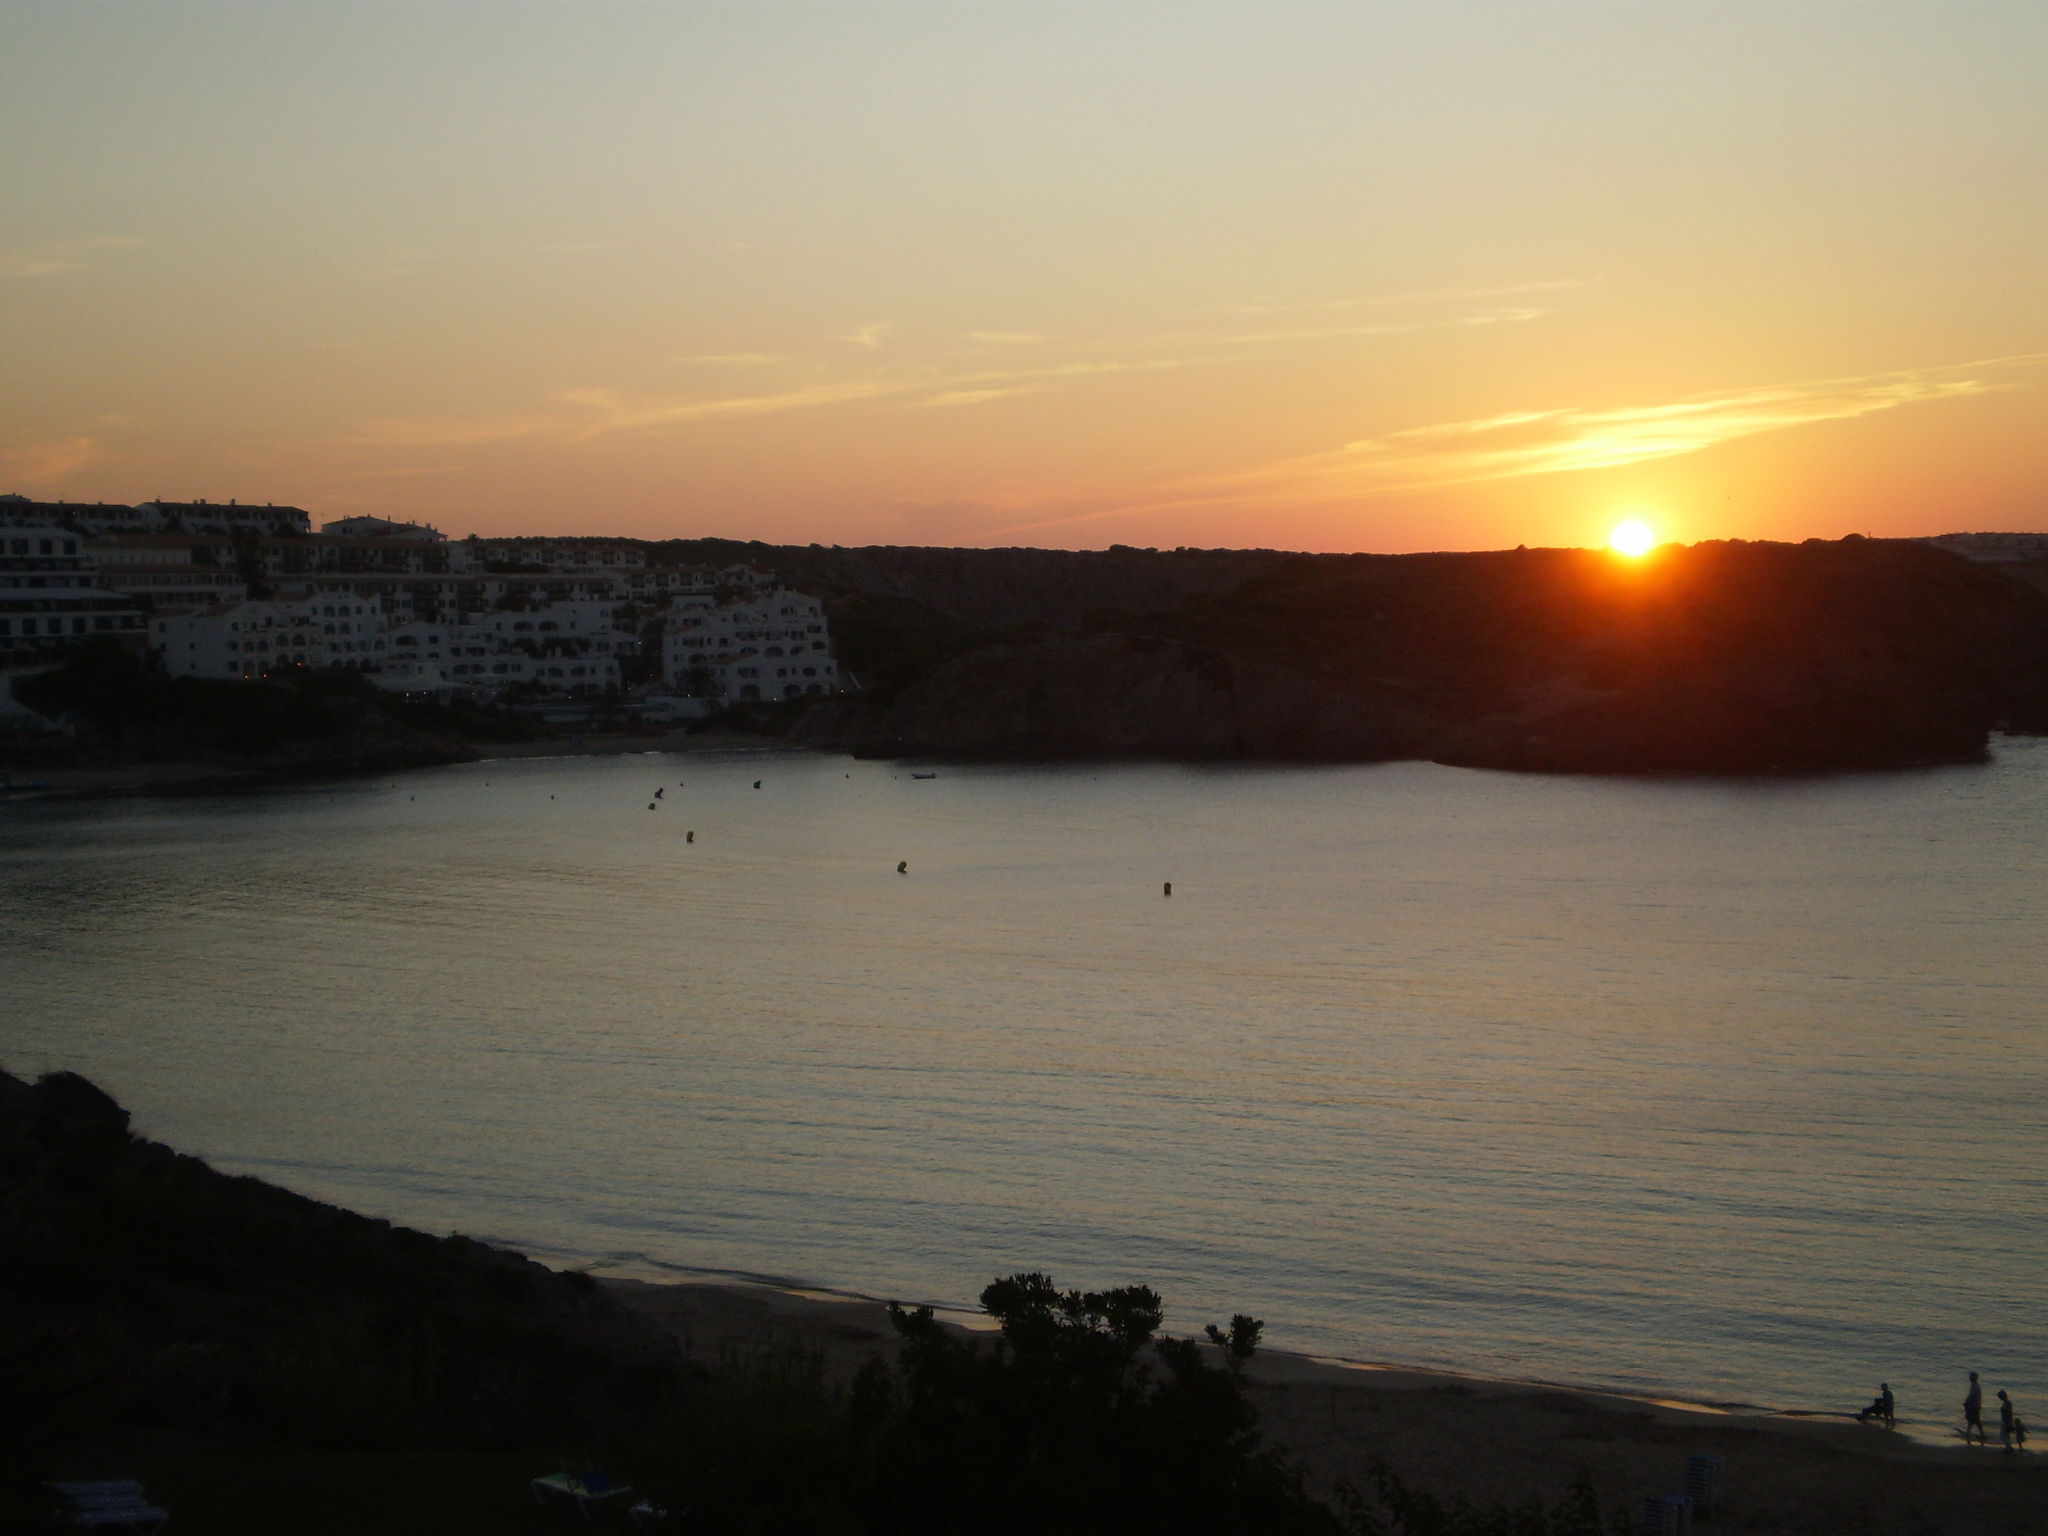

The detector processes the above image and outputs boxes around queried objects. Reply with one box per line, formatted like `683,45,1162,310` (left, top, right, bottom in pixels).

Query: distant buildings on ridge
0,492,842,716
1917,532,2048,563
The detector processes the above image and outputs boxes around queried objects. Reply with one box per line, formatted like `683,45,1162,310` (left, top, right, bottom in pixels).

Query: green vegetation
6,639,533,769
2,1070,1619,1534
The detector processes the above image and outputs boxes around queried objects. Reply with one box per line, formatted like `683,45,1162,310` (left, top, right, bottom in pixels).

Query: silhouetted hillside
802,538,2048,773
0,1069,678,1460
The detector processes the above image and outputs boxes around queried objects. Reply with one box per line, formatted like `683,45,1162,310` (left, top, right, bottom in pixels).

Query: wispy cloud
833,322,892,349
984,355,2044,538
0,434,102,485
355,358,1188,448
1221,278,1591,317
1245,356,2039,494
965,296,1558,359
670,352,784,367
337,463,463,483
0,236,143,279
916,386,1040,409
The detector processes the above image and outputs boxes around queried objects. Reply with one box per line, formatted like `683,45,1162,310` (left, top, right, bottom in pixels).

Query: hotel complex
0,494,842,710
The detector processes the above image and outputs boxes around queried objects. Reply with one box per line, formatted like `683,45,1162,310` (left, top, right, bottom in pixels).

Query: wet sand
602,1276,2048,1536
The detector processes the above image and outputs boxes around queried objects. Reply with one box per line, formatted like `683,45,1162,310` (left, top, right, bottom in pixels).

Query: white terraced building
379,614,620,696
151,596,387,680
661,589,840,701
1,526,147,659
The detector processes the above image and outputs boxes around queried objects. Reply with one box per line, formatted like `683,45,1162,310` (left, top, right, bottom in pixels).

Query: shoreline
596,1270,2045,1531
588,1267,1974,1451
0,728,793,801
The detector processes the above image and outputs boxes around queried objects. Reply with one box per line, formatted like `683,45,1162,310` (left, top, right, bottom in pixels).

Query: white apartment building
86,535,248,608
1,526,147,659
320,515,446,541
151,596,386,680
378,613,621,697
661,589,840,701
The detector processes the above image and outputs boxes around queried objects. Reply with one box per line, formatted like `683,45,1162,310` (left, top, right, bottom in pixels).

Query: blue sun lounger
49,1480,169,1534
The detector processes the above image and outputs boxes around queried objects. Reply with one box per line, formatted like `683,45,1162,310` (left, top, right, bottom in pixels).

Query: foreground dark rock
0,1070,678,1458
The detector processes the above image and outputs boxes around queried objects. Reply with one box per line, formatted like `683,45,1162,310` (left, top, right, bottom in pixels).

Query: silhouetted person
655,787,664,798
753,780,761,789
1964,1372,1986,1443
897,861,907,874
1857,1383,1895,1427
1999,1390,2017,1452
1163,881,1172,897
686,830,694,843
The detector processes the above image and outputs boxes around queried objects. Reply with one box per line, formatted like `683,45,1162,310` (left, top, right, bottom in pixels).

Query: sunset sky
5,2,2044,552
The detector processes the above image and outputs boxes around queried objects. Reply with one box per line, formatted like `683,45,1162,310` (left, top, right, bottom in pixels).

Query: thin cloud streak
916,387,1040,408
1,435,102,485
353,357,1189,448
1222,278,1591,316
983,355,2045,538
355,293,1549,452
0,236,143,279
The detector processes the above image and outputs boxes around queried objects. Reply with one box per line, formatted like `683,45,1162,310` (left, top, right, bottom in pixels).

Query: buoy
897,861,908,874
1163,881,1172,897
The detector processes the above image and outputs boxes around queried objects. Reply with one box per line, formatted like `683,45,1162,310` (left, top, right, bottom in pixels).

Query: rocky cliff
804,538,2048,774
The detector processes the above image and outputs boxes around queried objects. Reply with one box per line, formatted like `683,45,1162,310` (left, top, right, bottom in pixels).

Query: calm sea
4,745,2044,1429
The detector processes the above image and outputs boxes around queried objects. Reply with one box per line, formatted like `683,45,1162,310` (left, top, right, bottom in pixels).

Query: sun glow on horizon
1607,519,1657,558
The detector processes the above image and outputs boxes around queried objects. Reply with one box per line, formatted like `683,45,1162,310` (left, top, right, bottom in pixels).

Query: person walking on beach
1998,1390,2017,1452
1964,1372,1985,1444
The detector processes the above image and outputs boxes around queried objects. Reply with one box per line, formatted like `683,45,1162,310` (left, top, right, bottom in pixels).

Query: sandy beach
601,1275,2048,1536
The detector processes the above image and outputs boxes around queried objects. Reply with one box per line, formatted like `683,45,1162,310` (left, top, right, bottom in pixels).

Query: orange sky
4,3,2044,551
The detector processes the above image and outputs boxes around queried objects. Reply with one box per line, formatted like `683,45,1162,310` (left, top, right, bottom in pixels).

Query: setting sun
1607,520,1657,558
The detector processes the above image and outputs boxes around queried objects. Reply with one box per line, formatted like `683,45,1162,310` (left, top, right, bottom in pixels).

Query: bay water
4,744,2044,1431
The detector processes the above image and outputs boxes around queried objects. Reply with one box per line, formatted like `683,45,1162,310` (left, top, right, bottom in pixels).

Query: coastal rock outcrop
807,537,2048,773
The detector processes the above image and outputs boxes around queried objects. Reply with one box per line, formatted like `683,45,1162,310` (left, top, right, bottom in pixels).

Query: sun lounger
532,1470,634,1520
1638,1492,1691,1536
49,1480,170,1534
1683,1452,1725,1513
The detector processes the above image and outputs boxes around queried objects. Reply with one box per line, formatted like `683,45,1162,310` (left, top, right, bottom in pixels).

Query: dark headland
770,535,2048,772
